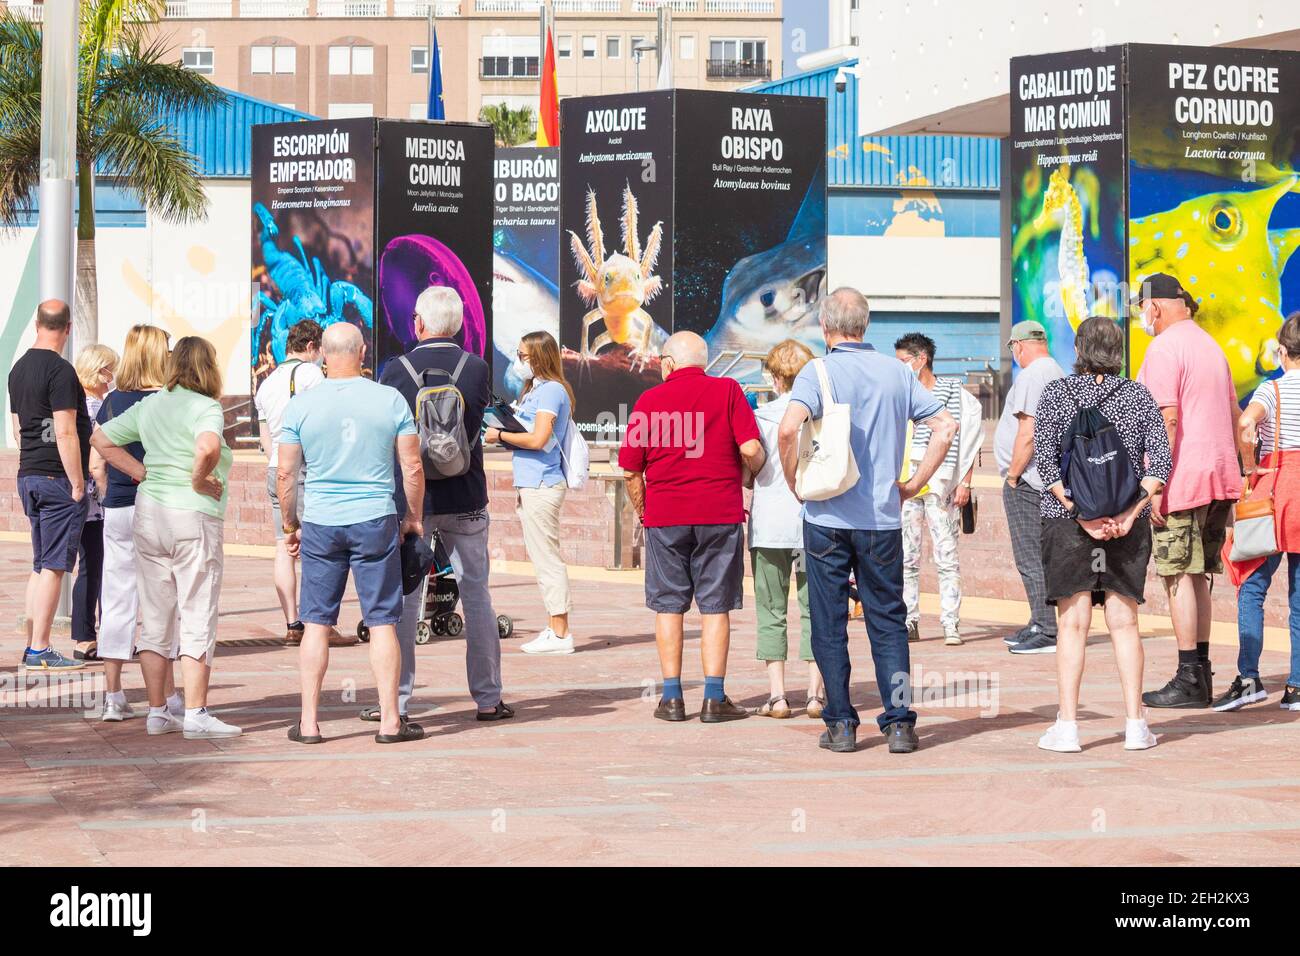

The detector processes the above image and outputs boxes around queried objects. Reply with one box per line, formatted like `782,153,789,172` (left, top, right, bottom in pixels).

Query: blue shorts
19,475,88,574
299,515,403,627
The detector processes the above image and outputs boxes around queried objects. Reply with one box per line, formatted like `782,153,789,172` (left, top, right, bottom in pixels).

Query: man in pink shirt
1134,273,1243,708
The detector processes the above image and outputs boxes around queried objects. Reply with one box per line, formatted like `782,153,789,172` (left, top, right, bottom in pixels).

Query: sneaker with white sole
101,698,135,722
1124,717,1158,751
520,628,575,656
146,710,184,736
1037,717,1082,753
943,625,963,646
1211,675,1269,712
183,708,242,740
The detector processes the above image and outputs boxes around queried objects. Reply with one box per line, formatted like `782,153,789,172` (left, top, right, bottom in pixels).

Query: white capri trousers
516,484,571,615
98,506,141,661
132,494,225,661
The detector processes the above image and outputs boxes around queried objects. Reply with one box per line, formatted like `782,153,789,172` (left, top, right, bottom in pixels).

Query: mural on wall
1126,43,1300,401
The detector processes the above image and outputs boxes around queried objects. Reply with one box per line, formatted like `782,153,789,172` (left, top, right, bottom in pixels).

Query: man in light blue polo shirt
277,323,426,746
778,287,956,755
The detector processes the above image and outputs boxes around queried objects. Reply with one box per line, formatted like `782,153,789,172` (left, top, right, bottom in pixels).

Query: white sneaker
1124,717,1159,751
520,628,575,655
146,710,184,736
183,709,242,740
1037,717,1082,753
943,626,963,646
101,698,135,722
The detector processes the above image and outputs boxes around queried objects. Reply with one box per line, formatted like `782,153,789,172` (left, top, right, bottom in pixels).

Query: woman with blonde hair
70,344,118,659
89,325,183,721
92,335,239,739
484,330,578,655
752,338,824,718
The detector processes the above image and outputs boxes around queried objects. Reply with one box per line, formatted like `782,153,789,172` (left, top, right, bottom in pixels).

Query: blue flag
427,27,445,120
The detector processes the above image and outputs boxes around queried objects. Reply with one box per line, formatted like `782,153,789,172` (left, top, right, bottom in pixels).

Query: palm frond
94,101,207,224
90,27,222,120
0,117,41,231
80,0,165,108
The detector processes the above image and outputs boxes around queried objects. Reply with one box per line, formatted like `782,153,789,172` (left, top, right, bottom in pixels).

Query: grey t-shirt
994,355,1065,490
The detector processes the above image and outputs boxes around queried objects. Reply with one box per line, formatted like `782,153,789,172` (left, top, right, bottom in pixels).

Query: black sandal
74,642,100,662
359,706,410,723
288,722,324,744
475,702,515,722
375,721,425,744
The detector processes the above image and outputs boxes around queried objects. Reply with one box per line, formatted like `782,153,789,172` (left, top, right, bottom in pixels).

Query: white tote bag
558,415,589,490
795,358,860,501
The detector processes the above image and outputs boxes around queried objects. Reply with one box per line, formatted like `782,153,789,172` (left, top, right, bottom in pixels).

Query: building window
411,46,428,73
606,36,621,59
329,45,374,76
481,35,539,79
274,46,296,74
581,35,596,59
328,102,372,119
250,45,272,74
410,102,427,118
181,47,214,74
679,34,695,60
557,34,572,59
708,37,769,79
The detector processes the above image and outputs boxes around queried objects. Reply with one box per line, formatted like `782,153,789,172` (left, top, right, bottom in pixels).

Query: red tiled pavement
3,539,1300,866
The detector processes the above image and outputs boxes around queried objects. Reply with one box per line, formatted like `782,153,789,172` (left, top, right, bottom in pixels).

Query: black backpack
1059,378,1141,520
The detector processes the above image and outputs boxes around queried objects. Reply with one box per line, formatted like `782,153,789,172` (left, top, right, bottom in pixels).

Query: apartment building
2,1,782,122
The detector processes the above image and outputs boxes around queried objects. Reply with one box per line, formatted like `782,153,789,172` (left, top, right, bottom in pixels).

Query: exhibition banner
1126,44,1300,400
250,118,376,391
1009,46,1127,371
493,146,560,399
375,120,495,378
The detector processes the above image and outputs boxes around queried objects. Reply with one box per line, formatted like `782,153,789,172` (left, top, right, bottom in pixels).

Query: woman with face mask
484,331,578,655
70,344,119,660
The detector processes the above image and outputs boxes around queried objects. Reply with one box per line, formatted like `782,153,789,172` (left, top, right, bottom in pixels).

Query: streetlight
632,41,657,91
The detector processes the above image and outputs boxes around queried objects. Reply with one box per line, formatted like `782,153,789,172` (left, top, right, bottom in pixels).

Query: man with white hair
619,330,766,723
778,287,957,755
378,286,512,723
278,322,426,743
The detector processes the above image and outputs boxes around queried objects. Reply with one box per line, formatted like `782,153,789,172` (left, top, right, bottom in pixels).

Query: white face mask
1139,305,1157,337
514,358,534,382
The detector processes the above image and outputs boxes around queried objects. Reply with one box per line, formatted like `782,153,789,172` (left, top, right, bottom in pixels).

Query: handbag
795,358,860,501
1229,380,1282,563
961,493,978,534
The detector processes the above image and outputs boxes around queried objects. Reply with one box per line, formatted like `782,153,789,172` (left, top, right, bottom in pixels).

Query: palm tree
479,102,537,148
0,1,222,342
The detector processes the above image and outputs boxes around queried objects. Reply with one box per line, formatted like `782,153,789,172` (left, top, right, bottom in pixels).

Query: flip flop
287,722,323,744
376,721,425,744
475,702,515,722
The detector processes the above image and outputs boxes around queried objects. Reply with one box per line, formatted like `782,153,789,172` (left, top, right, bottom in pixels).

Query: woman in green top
91,336,240,741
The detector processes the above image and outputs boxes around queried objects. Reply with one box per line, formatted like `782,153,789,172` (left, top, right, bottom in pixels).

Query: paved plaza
2,538,1299,866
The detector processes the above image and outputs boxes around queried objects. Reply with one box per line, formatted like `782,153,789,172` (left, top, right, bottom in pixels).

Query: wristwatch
1006,474,1020,487
282,522,299,536
1065,501,1081,520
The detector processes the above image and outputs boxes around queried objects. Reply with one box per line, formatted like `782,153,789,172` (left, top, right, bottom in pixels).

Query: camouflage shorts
1151,500,1233,578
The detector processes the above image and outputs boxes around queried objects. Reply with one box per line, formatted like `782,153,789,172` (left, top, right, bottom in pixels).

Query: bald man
10,300,91,671
277,323,427,744
618,331,766,723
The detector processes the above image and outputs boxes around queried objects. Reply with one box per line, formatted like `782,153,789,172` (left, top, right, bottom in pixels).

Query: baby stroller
355,532,514,644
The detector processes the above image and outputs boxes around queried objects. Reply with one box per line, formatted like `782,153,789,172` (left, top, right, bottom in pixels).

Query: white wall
829,235,999,310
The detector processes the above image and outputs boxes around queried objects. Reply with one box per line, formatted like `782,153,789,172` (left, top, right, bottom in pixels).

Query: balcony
706,58,770,79
553,0,621,11
393,0,462,14
704,0,775,11
164,1,233,15
6,2,44,20
479,55,540,78
473,0,541,11
317,0,386,14
239,0,309,14
632,0,699,12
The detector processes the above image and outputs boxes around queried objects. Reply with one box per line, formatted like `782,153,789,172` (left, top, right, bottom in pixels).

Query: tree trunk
74,161,98,347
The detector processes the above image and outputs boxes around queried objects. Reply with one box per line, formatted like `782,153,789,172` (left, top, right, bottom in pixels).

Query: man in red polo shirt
619,331,766,724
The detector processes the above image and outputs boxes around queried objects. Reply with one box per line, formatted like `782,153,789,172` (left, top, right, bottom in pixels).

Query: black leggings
72,518,104,644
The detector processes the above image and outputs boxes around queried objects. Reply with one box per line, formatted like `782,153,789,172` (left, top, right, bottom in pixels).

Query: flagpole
428,2,436,119
539,0,548,136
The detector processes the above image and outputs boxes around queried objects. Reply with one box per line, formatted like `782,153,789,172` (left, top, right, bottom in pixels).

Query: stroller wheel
497,615,514,639
415,621,433,645
432,616,448,636
356,622,371,643
445,613,464,637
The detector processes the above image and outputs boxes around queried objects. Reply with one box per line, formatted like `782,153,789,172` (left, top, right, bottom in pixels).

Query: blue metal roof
165,90,314,179
744,60,1001,191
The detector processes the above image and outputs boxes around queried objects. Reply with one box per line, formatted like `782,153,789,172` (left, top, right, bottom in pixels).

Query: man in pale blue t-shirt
276,324,426,745
777,287,956,757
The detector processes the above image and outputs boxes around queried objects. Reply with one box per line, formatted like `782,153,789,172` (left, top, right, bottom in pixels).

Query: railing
706,58,770,79
393,0,462,14
632,0,698,12
239,0,309,15
480,55,540,78
704,0,775,12
553,0,620,12
164,0,233,15
317,0,386,14
473,0,541,11
6,2,45,20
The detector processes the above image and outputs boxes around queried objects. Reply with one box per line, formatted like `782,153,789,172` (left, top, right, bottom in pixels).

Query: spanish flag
537,24,559,146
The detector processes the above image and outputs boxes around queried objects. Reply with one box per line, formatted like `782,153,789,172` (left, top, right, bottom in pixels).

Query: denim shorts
644,523,745,614
19,475,88,574
299,515,403,627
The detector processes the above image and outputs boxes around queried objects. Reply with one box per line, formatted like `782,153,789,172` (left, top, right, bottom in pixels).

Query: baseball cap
1131,272,1198,316
1007,320,1048,347
400,532,436,596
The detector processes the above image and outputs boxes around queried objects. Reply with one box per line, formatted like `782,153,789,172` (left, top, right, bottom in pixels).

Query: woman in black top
1031,316,1172,754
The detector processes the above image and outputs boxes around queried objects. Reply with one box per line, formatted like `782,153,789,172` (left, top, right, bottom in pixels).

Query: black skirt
1041,516,1152,607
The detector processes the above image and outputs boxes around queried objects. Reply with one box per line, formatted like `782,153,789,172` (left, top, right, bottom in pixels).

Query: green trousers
751,547,813,662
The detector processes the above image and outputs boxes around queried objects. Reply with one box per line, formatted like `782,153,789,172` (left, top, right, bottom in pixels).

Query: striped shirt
910,375,962,468
1249,371,1300,453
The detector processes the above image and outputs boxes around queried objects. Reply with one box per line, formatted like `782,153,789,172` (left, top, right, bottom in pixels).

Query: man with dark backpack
376,286,512,725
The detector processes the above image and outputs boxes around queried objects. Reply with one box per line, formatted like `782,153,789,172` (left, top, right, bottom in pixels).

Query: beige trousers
132,494,224,661
516,484,571,616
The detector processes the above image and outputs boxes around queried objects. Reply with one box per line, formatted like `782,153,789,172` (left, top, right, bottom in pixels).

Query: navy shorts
644,523,745,615
299,515,403,627
19,475,88,574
